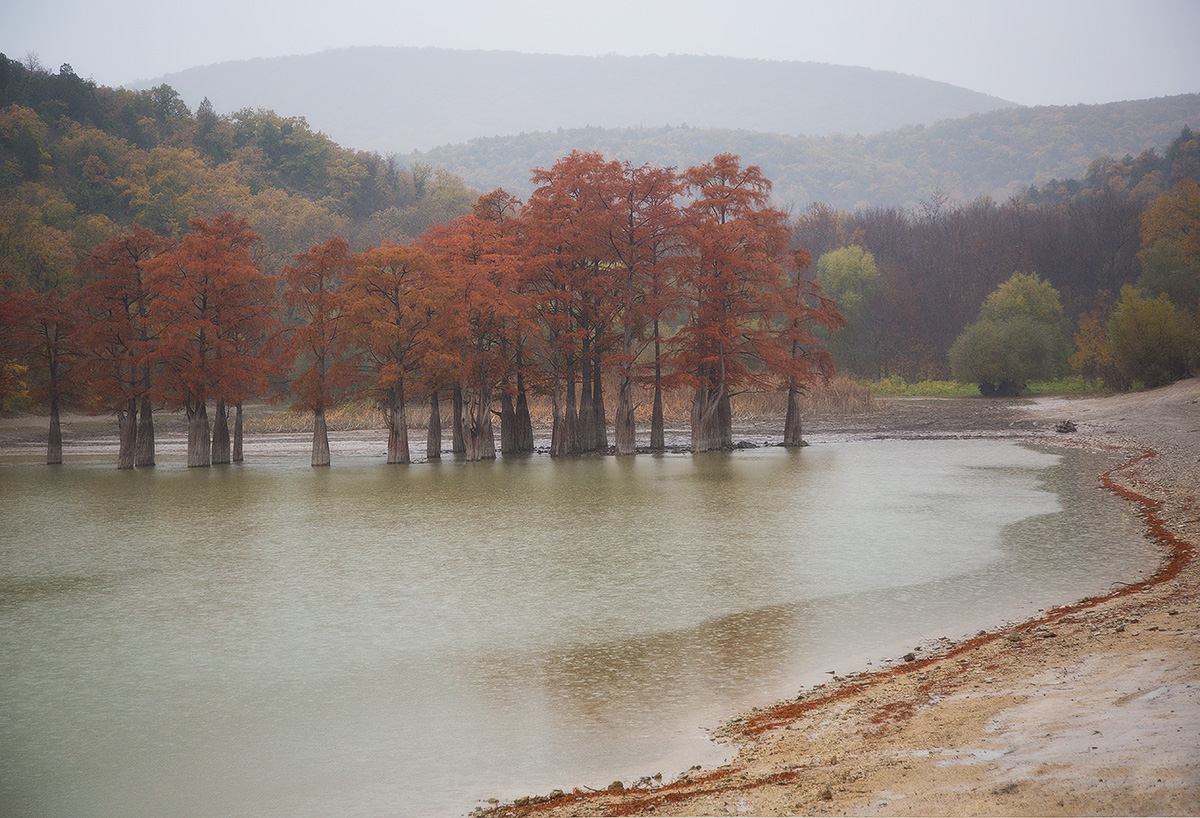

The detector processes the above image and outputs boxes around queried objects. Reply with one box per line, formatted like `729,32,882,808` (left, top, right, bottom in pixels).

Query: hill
407,94,1200,209
140,46,1016,154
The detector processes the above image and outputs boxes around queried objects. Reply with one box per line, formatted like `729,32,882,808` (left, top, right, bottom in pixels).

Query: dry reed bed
245,378,878,435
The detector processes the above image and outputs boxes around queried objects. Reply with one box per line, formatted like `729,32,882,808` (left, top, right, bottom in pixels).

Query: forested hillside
411,94,1200,209
142,46,1014,155
0,54,476,292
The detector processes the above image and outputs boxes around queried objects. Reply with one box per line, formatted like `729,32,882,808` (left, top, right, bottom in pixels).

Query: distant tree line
1,152,841,466
794,127,1200,389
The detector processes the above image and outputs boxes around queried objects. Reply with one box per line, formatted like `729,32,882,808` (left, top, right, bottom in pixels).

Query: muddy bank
476,380,1200,817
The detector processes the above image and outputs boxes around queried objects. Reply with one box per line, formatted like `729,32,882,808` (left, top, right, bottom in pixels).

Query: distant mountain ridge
403,94,1200,209
140,46,1016,154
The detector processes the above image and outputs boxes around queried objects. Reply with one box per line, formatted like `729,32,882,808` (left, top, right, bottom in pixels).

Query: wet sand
476,380,1200,817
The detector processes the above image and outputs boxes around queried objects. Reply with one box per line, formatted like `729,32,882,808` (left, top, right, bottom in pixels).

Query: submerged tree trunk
690,383,725,453
650,331,665,452
550,372,567,458
426,391,442,460
718,392,733,449
615,373,635,456
515,370,534,453
650,384,665,452
186,399,211,468
116,397,137,469
783,387,806,447
386,384,410,465
499,391,518,454
232,403,244,462
564,368,580,456
451,385,466,454
579,343,596,452
464,380,495,462
592,358,608,451
311,405,331,467
211,399,231,465
135,395,155,467
47,396,63,465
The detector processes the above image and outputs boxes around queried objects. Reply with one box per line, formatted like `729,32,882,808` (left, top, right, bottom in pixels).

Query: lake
0,438,1155,816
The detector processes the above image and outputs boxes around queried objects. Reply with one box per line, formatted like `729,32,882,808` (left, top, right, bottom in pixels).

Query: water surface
0,440,1155,816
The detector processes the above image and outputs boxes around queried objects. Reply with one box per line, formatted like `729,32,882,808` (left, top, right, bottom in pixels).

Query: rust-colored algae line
737,444,1194,739
493,442,1195,817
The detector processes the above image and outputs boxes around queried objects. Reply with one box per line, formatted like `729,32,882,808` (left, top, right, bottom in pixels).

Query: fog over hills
141,46,1016,154
408,94,1200,209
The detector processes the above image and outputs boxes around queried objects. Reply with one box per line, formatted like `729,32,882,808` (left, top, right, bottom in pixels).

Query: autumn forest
2,56,1198,468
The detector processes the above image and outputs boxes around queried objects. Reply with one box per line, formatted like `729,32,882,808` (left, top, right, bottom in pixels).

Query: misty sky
2,0,1197,107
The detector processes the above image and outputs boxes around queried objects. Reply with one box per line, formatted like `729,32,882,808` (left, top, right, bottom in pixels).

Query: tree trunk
550,373,566,458
117,397,137,470
464,381,495,461
426,391,441,460
186,399,211,467
232,402,244,462
47,396,62,465
615,373,635,456
649,327,665,452
386,384,410,465
312,405,331,467
650,384,665,452
499,391,518,454
564,368,580,455
690,384,724,453
515,371,534,453
211,399,231,465
451,385,466,454
783,387,806,447
135,395,155,467
718,392,733,449
579,342,596,452
592,358,608,451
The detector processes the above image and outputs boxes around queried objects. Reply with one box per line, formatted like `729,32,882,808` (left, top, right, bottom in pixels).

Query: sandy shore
479,380,1200,817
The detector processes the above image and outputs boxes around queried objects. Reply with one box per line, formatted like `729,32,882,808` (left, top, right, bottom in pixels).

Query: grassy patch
869,377,980,398
1023,376,1111,396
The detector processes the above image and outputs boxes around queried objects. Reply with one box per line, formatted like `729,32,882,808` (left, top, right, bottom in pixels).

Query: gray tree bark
385,384,410,465
211,399,231,465
591,359,608,451
312,405,331,467
135,395,155,467
499,391,518,454
515,371,534,453
47,396,62,465
451,385,466,454
614,373,635,456
117,397,137,470
232,403,244,462
186,399,211,467
783,387,806,447
426,391,441,460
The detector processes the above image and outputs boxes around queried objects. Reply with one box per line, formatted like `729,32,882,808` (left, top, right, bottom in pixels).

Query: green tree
1108,285,1194,388
1136,237,1200,311
816,244,879,377
977,271,1066,324
949,272,1071,396
1070,303,1124,389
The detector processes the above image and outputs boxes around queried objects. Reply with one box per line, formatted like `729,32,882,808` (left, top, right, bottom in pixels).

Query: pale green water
0,440,1155,816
